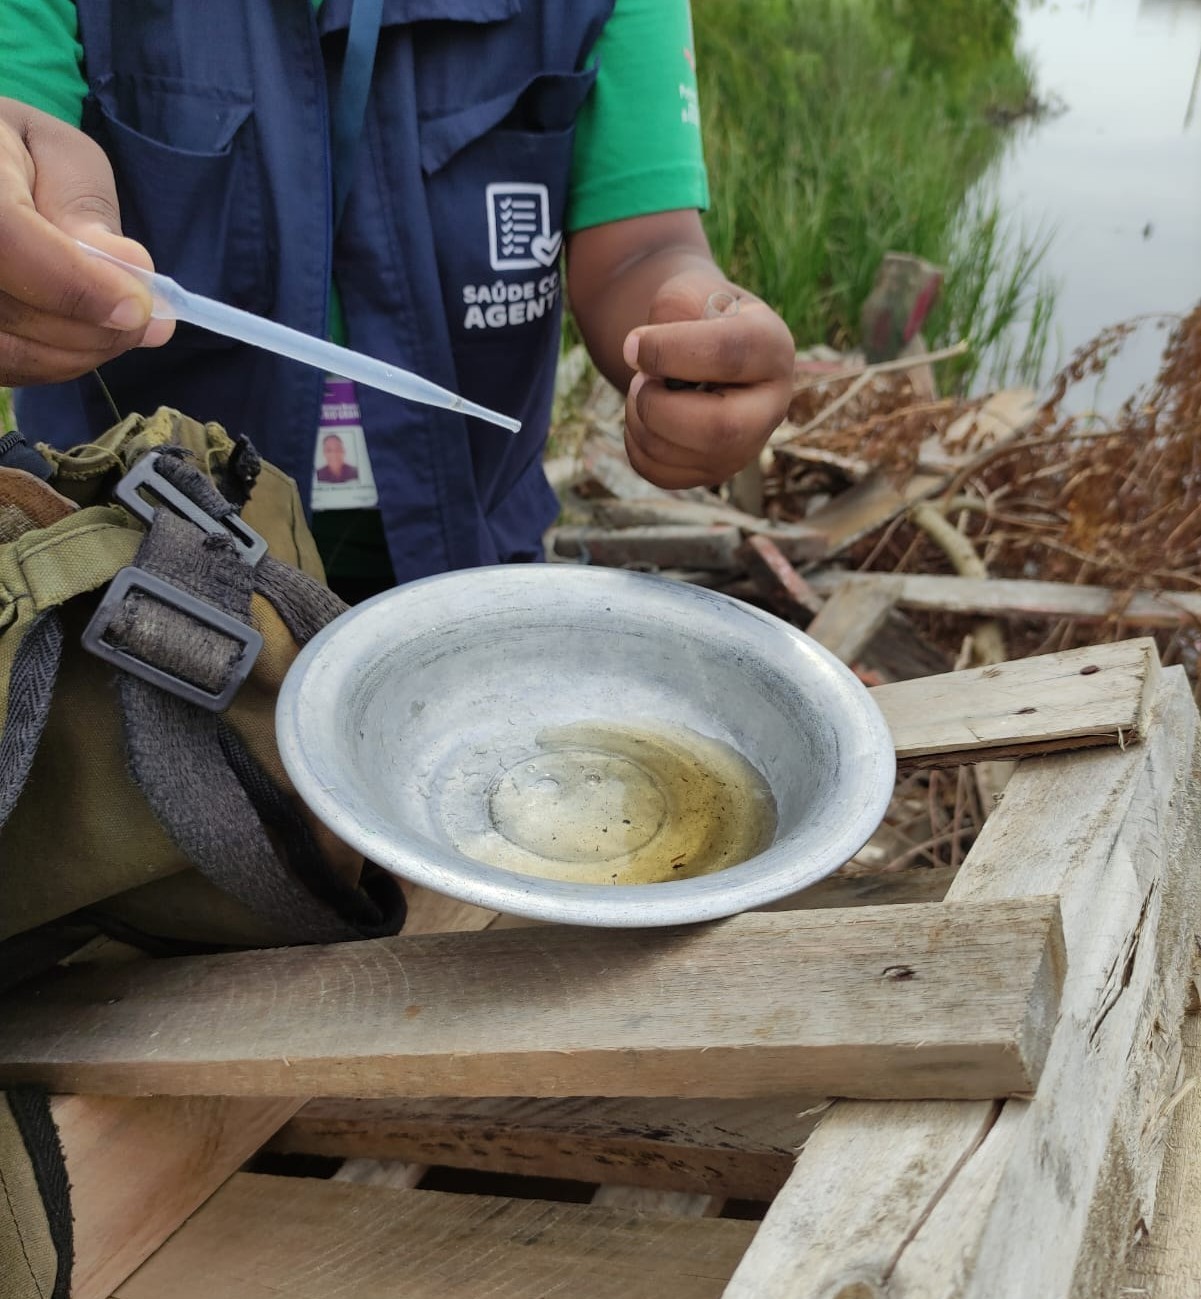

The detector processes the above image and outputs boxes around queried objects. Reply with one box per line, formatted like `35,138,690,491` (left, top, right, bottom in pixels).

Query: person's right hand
0,97,174,388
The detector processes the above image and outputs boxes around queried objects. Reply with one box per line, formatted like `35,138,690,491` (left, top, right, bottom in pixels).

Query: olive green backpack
0,407,409,1299
0,406,406,956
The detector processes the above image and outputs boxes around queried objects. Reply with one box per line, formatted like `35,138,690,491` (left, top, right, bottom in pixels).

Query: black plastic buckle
81,567,264,712
116,452,269,565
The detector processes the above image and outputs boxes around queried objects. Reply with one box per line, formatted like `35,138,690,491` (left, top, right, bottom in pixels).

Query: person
0,0,795,599
316,433,361,485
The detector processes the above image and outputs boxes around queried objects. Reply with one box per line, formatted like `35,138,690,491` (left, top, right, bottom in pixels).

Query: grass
692,0,1055,389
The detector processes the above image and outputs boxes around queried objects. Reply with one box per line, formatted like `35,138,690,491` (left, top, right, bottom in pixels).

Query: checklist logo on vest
486,183,562,271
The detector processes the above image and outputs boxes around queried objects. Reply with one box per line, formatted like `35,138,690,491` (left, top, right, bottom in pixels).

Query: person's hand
0,98,174,388
621,269,794,490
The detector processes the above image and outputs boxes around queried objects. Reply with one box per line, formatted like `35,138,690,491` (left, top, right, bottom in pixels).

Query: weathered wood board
51,1094,296,1299
56,882,501,1299
872,636,1160,768
1,901,1065,1100
112,1173,757,1299
722,668,1201,1299
590,1184,720,1216
551,524,745,571
798,471,946,557
1121,1011,1201,1298
270,1096,821,1200
806,577,897,662
811,569,1201,628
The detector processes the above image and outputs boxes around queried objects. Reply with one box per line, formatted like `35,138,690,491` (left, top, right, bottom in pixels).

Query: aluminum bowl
276,565,895,928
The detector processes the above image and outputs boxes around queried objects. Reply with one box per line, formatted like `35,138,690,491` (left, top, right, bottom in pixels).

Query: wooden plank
871,636,1161,768
54,1094,298,1299
551,524,744,571
0,901,1066,1101
588,499,825,563
760,864,957,912
723,669,1201,1299
918,389,1040,471
591,1185,719,1217
269,1096,820,1200
810,569,1201,627
805,577,897,662
738,534,826,618
1121,1011,1201,1298
332,1158,426,1189
800,470,945,557
486,863,957,930
590,496,767,532
395,881,499,935
57,882,499,1299
113,1173,757,1299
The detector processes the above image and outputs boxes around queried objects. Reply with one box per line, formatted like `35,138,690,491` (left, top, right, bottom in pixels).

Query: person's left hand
621,269,794,490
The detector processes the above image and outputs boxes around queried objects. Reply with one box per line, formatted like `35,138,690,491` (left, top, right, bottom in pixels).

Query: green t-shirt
4,0,710,236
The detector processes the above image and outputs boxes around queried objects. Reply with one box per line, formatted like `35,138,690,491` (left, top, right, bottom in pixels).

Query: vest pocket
419,68,599,176
83,75,271,332
418,68,596,346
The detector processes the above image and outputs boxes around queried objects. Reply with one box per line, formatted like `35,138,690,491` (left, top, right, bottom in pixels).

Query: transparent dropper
79,241,522,434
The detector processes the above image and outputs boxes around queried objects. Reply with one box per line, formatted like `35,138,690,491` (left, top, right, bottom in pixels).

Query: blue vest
16,0,615,583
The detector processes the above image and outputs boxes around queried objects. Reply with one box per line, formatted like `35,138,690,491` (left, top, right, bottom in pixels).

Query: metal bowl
276,565,895,928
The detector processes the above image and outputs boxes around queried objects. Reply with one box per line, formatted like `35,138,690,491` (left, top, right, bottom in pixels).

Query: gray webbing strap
254,555,349,644
0,613,63,833
1,1088,72,1299
111,460,400,943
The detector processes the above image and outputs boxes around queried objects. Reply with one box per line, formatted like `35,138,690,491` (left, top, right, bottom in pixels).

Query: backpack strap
0,470,80,834
0,612,63,833
85,451,404,944
0,1089,71,1299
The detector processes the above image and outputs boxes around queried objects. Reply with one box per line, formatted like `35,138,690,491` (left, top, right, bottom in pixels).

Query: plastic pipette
78,241,521,434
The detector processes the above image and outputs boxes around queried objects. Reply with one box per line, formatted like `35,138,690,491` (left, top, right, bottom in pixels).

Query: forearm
566,210,730,391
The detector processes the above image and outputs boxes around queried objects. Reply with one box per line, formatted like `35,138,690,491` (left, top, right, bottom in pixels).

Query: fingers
625,300,796,387
0,102,173,385
624,370,792,489
0,332,125,388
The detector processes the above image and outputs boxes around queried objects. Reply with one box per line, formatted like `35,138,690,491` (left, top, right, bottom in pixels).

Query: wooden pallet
3,637,1199,1298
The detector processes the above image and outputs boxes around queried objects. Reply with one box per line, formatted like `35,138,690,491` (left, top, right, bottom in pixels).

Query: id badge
312,376,379,511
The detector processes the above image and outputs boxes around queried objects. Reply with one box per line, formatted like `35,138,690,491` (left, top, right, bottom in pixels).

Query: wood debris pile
545,303,1201,876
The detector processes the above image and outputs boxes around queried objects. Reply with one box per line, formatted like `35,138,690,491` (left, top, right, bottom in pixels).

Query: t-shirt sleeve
4,0,87,126
567,0,710,233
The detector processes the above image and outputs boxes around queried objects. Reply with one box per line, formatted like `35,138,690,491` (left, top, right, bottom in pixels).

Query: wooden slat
1121,1011,1201,1297
57,882,499,1299
332,1158,427,1189
488,862,958,928
805,577,897,662
738,534,826,620
0,901,1065,1101
551,524,745,571
52,1094,295,1299
112,1173,757,1299
723,669,1201,1299
811,569,1201,627
799,470,945,556
872,636,1160,768
270,1096,819,1200
591,1185,719,1217
762,864,958,912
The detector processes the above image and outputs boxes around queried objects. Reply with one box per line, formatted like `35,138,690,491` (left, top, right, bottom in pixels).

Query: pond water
991,0,1201,408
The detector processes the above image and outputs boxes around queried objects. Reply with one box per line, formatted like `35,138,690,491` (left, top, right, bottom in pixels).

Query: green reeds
694,0,1054,388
